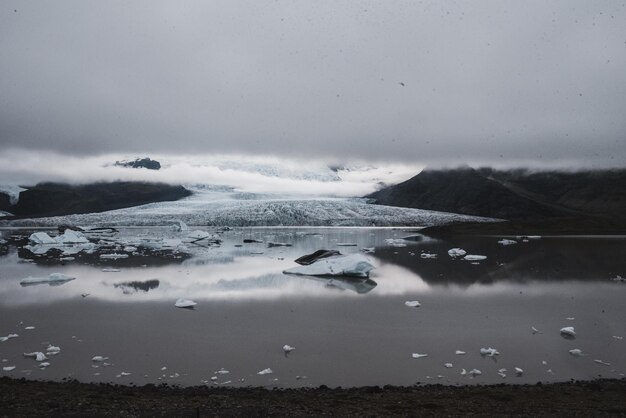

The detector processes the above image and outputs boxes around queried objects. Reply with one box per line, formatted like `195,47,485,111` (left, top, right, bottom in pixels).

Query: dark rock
114,157,161,170
294,249,341,265
10,182,191,218
0,192,11,211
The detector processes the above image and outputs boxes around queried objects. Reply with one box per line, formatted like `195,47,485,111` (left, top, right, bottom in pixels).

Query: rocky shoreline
1,377,625,417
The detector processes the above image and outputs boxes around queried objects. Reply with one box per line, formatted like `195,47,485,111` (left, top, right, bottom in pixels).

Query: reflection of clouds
369,263,431,295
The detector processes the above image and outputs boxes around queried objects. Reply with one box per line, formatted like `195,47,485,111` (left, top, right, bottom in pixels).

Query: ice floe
20,273,75,286
411,353,428,359
23,352,47,361
2,366,16,371
447,248,467,257
0,334,19,342
420,253,437,259
480,347,500,357
91,356,109,362
498,239,517,246
283,253,375,278
455,350,466,355
464,255,487,261
405,301,421,307
515,367,523,376
569,349,584,357
444,363,453,368
257,368,273,375
560,327,576,337
282,345,295,354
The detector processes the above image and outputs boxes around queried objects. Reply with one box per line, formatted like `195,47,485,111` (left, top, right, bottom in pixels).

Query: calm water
0,227,625,387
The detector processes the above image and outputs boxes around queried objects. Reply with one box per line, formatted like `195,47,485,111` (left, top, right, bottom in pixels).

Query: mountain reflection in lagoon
0,227,625,387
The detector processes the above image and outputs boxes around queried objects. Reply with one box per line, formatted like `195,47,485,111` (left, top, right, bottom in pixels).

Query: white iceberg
20,273,75,286
405,301,421,308
283,254,374,278
29,232,57,245
455,350,466,355
283,345,295,353
24,352,47,361
444,363,453,368
0,334,19,342
174,220,189,232
39,362,51,368
560,326,576,337
448,248,467,257
2,366,15,371
257,368,273,375
515,367,523,375
411,353,428,359
46,345,60,354
175,298,197,308
91,356,108,362
55,230,89,244
569,349,584,357
464,255,487,261
480,347,500,356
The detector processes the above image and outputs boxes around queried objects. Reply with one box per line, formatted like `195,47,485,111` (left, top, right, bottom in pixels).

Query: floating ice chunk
455,350,466,355
460,369,467,376
55,230,89,244
444,363,453,368
593,359,611,366
24,352,47,361
91,356,108,362
102,268,121,272
464,255,487,261
515,367,523,375
498,239,517,246
420,253,437,259
611,275,625,282
118,372,131,377
0,334,19,342
480,347,500,357
566,317,575,321
360,247,375,254
283,345,295,353
384,239,407,247
498,372,507,378
24,326,35,330
405,301,421,308
541,361,548,366
210,376,218,381
123,246,137,252
612,336,623,340
498,368,507,373
257,368,273,375
175,298,197,308
29,232,57,245
569,349,584,357
448,248,466,257
215,369,229,375
46,345,60,354
2,366,15,371
531,326,541,334
174,220,189,232
20,273,75,286
411,353,428,359
99,253,128,260
469,369,482,376
560,327,576,337
39,362,50,368
283,254,375,278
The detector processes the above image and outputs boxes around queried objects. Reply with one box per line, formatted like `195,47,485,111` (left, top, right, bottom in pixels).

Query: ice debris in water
99,253,128,260
480,347,500,357
560,327,576,337
174,220,189,232
117,372,131,377
420,253,437,259
283,254,375,278
92,356,109,362
215,368,229,374
515,367,523,376
447,248,466,257
46,345,60,355
444,363,453,368
175,298,197,308
498,239,517,246
531,326,542,334
360,247,375,254
569,349,584,357
593,359,611,366
24,352,47,361
411,353,428,359
464,255,487,261
0,334,19,342
2,366,16,371
385,238,407,247
455,350,466,355
257,368,273,375
283,345,295,353
102,268,121,272
405,301,421,308
24,326,35,330
611,275,625,282
29,232,57,245
498,372,507,378
460,369,467,376
20,273,75,286
469,369,482,377
39,362,50,368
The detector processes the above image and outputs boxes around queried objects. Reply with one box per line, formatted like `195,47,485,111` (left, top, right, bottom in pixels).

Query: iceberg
55,230,89,244
411,353,428,359
175,298,197,308
283,254,375,278
480,347,500,356
0,334,19,342
464,255,487,261
29,232,57,245
23,352,47,361
283,345,295,354
498,239,517,246
20,273,75,286
405,301,421,308
569,349,584,357
257,368,273,375
560,326,576,337
448,248,466,257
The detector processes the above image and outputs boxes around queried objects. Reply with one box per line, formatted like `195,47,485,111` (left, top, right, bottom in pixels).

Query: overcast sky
1,1,625,167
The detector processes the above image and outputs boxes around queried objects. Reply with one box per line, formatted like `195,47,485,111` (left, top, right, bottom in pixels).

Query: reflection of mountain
214,273,377,295
114,279,160,294
372,236,626,287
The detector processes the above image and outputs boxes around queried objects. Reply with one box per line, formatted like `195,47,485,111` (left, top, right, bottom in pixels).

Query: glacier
0,187,496,227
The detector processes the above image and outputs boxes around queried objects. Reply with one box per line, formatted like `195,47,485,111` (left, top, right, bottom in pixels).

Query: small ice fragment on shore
175,298,197,308
3,366,15,371
257,368,273,375
464,255,487,261
102,268,121,272
420,253,437,259
480,347,500,356
448,248,466,257
469,369,482,376
405,301,421,308
92,356,108,362
444,363,453,368
0,334,19,342
560,327,576,337
515,367,523,375
283,345,295,353
569,349,584,357
412,353,428,359
594,359,611,366
498,239,517,246
23,352,47,361
455,350,466,355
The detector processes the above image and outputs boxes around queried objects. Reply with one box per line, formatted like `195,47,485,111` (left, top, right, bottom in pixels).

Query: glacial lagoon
0,227,625,388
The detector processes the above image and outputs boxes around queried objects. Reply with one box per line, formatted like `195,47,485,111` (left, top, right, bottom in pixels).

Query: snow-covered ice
175,298,197,308
283,254,374,278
